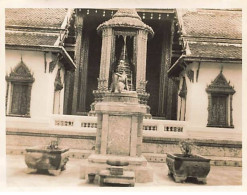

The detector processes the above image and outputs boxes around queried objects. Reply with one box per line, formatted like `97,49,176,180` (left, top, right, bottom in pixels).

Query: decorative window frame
206,71,235,128
5,60,35,117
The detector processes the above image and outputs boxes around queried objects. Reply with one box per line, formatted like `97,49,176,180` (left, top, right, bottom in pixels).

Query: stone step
6,146,241,167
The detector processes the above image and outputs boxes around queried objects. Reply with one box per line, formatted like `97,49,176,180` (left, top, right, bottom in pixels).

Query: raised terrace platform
6,115,242,167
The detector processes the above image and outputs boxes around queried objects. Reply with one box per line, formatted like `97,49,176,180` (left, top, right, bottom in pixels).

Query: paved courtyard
6,155,242,190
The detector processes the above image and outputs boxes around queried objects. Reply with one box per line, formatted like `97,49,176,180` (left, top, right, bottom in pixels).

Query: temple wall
180,61,242,131
5,50,66,119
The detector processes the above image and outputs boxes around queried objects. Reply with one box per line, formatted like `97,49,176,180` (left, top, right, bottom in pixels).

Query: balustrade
143,119,186,136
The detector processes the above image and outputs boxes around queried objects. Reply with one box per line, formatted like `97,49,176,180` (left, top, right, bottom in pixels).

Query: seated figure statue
111,70,129,93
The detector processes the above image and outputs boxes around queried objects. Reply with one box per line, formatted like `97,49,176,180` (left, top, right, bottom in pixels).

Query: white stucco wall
179,61,242,132
5,50,65,120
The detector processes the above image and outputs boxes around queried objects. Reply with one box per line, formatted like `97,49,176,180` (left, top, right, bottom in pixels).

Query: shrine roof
179,9,242,39
5,8,68,28
97,9,154,37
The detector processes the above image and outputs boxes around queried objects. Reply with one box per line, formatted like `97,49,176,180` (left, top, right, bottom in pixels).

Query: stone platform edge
6,128,242,148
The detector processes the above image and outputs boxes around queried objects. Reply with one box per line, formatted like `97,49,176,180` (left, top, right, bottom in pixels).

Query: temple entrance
145,20,164,117
86,19,102,112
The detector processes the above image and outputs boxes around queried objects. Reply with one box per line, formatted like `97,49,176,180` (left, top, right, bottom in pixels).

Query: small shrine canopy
97,9,154,38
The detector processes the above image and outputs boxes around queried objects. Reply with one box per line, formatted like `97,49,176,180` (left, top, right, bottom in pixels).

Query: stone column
98,28,114,90
136,30,148,90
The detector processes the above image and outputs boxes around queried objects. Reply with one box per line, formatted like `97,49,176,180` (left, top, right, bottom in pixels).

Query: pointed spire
112,9,141,20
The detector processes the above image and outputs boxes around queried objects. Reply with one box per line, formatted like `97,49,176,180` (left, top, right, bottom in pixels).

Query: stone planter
25,146,69,176
166,153,210,184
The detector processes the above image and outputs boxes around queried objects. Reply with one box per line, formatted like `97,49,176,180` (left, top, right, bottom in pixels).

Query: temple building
5,8,242,166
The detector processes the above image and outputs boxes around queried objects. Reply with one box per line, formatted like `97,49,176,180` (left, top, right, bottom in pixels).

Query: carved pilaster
26,84,32,116
207,94,212,126
5,82,9,113
72,13,85,114
99,28,114,89
136,30,148,90
77,30,89,113
158,25,170,117
230,94,234,127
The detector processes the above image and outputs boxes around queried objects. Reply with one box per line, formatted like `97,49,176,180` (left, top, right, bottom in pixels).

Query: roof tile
181,9,241,39
6,32,58,46
188,42,242,59
5,8,68,28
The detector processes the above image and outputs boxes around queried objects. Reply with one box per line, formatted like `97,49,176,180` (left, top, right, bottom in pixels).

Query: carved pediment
206,71,235,94
6,60,34,83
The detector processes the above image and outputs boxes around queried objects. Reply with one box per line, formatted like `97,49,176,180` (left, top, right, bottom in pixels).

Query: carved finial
220,64,223,73
21,54,23,62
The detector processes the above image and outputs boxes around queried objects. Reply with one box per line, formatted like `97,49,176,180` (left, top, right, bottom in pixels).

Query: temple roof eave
5,44,76,71
168,54,242,77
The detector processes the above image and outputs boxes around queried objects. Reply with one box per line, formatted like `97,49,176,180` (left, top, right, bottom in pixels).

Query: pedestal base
80,154,153,183
99,170,135,187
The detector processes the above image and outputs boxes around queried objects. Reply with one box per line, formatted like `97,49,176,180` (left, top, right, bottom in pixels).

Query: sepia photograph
0,0,246,192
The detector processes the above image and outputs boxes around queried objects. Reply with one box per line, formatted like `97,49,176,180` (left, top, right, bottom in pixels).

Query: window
206,70,235,128
6,60,34,117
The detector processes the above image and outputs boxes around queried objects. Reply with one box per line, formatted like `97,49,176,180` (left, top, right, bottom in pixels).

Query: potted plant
25,138,69,176
166,139,210,184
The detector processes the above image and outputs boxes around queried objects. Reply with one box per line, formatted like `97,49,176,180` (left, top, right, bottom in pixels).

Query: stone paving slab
6,155,242,189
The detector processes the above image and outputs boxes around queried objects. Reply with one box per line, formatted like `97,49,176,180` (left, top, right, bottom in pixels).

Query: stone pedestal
81,92,153,183
99,169,135,187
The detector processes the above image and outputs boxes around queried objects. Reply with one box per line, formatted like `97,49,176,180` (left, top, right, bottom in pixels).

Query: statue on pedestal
111,66,129,93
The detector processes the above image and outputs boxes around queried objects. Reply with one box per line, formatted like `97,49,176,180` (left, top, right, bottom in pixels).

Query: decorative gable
206,71,235,95
6,60,34,83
